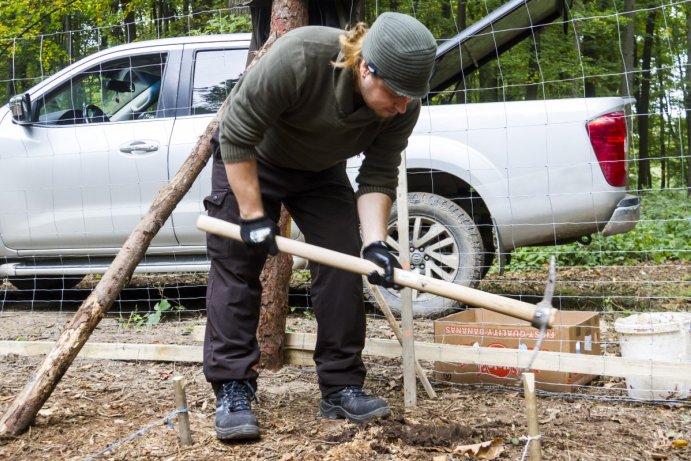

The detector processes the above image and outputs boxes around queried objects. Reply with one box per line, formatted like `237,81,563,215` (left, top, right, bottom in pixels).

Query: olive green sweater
219,26,421,200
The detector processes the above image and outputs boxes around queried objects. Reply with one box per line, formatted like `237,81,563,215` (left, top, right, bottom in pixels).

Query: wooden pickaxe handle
197,215,557,328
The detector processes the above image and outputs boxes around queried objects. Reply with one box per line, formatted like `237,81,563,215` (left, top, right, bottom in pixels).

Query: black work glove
240,216,279,255
362,241,402,290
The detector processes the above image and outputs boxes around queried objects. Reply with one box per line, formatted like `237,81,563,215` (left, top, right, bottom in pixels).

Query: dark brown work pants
203,149,366,396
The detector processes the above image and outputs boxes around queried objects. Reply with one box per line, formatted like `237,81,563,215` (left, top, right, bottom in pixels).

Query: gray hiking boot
214,380,260,440
320,386,390,423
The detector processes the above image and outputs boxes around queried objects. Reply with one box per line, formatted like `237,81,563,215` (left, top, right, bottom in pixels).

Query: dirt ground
1,263,690,460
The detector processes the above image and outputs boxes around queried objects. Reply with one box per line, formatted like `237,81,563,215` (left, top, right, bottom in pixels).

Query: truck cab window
36,53,167,125
191,49,246,115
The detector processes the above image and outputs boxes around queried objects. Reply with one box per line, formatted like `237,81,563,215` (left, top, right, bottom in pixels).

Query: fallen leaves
453,438,504,459
672,439,689,448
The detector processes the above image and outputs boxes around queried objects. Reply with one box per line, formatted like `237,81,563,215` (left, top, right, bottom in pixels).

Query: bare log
255,0,307,369
257,211,294,370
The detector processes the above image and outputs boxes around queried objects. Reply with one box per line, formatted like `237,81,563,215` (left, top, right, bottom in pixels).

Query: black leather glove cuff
362,240,402,290
362,240,388,253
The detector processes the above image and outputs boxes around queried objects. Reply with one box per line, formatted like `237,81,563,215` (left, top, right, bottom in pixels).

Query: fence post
397,150,416,407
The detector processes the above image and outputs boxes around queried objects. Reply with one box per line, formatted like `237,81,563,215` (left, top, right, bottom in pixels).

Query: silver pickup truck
0,0,639,316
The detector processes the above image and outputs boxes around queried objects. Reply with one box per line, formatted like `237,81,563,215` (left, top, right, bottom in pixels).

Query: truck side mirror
9,93,32,125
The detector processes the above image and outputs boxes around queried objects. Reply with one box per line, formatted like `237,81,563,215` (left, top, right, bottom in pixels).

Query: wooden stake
396,151,416,408
172,376,193,446
522,372,542,461
365,280,437,399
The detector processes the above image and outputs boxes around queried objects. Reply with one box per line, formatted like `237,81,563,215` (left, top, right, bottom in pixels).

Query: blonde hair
332,22,368,71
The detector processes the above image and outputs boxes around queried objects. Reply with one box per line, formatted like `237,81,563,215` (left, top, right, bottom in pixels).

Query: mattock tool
197,215,559,328
525,256,558,372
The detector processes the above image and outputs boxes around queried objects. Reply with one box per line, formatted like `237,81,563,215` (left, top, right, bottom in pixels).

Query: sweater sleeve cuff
220,142,257,164
355,185,396,202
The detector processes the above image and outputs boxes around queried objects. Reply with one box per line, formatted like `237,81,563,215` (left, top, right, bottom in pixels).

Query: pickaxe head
531,256,557,330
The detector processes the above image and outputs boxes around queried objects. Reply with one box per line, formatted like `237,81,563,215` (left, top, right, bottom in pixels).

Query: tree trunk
257,216,294,370
442,1,451,22
454,0,468,103
619,0,636,97
249,0,359,369
269,0,308,37
152,2,161,37
333,0,362,28
0,0,308,438
658,66,667,189
686,3,691,195
456,0,467,31
255,0,308,371
637,10,656,191
662,94,679,188
124,1,137,43
478,65,498,103
63,15,72,61
582,35,598,97
525,30,541,100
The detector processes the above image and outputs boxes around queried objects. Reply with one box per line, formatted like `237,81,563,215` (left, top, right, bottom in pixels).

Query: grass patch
507,190,690,271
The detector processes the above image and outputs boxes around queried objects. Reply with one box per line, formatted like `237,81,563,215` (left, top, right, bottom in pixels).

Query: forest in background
0,0,689,194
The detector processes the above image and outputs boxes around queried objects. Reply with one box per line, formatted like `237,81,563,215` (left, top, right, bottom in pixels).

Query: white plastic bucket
614,312,691,400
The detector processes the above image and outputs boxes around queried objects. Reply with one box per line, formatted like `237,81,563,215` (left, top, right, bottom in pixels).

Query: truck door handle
119,140,159,154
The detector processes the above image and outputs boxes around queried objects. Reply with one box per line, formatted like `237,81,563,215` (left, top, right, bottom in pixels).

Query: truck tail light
587,111,628,187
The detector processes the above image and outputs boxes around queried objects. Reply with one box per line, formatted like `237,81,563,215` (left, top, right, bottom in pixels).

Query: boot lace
342,386,368,399
220,380,257,412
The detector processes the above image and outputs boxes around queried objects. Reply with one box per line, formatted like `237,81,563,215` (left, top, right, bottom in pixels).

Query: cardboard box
434,308,601,392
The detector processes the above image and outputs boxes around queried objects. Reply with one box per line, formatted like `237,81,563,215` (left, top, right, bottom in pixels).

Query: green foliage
289,305,315,321
0,0,240,101
508,190,691,271
189,13,252,35
119,298,185,329
145,298,173,326
121,309,146,329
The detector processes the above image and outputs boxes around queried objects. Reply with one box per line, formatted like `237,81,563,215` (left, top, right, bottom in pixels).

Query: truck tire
9,275,83,291
365,192,484,317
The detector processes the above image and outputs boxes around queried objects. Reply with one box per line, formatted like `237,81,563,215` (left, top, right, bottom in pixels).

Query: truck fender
405,134,512,246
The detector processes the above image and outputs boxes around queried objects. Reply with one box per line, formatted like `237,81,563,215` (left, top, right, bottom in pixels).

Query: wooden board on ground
3,333,690,381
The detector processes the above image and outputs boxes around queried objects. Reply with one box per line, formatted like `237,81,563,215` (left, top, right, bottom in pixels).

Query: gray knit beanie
361,12,436,98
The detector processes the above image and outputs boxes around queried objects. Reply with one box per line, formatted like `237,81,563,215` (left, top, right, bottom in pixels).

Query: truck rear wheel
365,192,484,317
